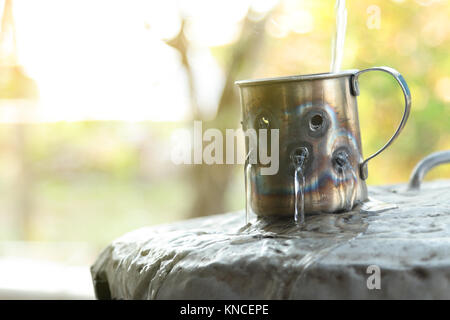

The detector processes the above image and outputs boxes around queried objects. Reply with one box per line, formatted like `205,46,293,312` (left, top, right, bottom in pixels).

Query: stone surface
91,180,450,299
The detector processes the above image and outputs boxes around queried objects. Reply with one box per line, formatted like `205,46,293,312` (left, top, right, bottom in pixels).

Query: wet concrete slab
91,180,450,299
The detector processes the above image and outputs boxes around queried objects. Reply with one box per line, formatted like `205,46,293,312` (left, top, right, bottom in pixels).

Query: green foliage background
0,0,449,253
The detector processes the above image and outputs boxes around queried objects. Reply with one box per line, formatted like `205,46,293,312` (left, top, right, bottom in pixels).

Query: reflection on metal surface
237,67,410,218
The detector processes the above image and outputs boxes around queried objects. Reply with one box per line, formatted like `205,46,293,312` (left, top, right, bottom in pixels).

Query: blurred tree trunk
168,11,269,218
189,15,268,218
0,0,38,240
14,121,33,240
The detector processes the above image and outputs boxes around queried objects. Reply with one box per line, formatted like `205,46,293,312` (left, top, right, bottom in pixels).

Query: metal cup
236,67,411,217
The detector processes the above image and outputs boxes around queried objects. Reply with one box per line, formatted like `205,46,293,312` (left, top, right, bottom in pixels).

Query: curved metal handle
351,66,411,180
408,150,450,190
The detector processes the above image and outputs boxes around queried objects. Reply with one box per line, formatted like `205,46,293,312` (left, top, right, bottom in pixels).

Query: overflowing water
330,0,347,73
242,0,397,227
328,0,398,214
334,150,358,211
244,160,252,225
236,207,369,298
294,166,306,226
291,147,309,226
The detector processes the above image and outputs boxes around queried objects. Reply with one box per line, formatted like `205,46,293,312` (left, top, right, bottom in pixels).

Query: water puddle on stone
360,197,398,214
234,208,369,299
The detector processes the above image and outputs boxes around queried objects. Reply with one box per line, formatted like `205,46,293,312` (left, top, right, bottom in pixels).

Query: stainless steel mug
236,67,411,218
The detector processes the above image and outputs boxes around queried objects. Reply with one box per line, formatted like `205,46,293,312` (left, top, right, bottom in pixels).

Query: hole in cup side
290,147,309,168
304,109,330,138
259,116,270,129
332,147,353,173
253,111,277,167
310,114,324,131
284,142,314,177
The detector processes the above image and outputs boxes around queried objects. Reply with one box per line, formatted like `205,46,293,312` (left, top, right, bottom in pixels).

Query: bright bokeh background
0,0,449,298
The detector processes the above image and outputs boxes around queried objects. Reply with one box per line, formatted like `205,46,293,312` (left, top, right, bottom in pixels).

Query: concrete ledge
91,180,450,299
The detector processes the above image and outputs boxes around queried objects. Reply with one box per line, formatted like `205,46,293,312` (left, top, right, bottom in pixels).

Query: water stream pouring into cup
330,0,347,73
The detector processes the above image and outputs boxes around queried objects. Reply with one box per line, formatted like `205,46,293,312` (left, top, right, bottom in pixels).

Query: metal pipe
408,150,450,190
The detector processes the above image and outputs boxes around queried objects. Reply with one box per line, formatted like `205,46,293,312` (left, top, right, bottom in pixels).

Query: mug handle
351,66,412,180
